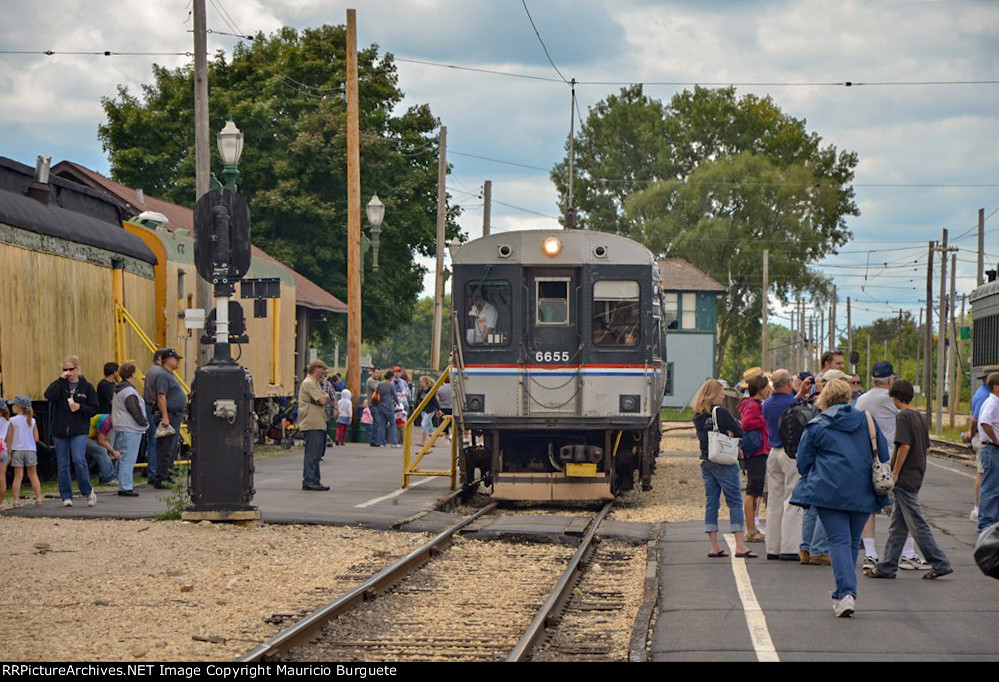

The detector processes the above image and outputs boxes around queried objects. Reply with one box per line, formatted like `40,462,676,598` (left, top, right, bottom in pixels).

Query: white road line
354,477,434,508
723,533,780,663
927,459,976,479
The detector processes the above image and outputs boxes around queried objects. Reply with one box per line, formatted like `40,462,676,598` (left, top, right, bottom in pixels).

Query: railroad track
929,437,976,464
237,501,639,662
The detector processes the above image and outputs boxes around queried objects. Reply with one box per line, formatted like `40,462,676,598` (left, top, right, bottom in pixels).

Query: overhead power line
520,0,570,85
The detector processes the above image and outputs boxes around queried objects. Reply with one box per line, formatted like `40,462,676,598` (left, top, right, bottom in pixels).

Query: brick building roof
658,259,725,293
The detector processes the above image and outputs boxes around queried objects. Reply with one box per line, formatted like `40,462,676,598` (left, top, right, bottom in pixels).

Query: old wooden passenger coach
451,230,667,502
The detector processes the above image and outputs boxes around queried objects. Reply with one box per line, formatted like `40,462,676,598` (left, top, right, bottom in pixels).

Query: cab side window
593,280,640,346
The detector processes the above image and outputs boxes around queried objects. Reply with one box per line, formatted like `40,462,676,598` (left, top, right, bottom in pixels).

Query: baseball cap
13,395,31,409
162,349,183,360
393,366,402,372
797,371,814,381
822,369,848,383
871,361,894,379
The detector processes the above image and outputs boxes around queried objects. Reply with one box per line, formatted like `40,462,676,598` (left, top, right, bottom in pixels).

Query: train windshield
592,280,640,346
464,280,511,346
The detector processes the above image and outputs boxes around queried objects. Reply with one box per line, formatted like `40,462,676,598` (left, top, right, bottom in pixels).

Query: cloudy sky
1,0,997,330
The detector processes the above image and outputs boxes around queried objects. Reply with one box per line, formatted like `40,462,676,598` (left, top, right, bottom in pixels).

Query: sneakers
62,499,73,507
900,555,931,570
970,507,979,522
87,491,97,507
862,555,877,572
833,594,856,618
922,567,954,580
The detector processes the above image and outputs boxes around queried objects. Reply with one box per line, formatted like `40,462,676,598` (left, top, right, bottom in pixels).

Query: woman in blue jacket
791,378,891,618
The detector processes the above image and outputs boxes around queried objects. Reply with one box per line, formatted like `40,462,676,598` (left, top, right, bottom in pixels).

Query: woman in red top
739,373,771,542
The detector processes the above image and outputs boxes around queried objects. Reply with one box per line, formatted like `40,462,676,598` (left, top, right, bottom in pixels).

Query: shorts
973,434,985,474
0,449,8,467
421,412,434,434
12,450,38,468
743,454,767,497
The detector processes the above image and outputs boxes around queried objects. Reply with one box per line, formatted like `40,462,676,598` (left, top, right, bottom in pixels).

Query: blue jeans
978,444,999,533
113,430,143,492
817,507,869,600
302,429,326,486
801,506,830,556
85,439,117,483
372,404,396,447
700,460,745,533
878,486,951,575
144,403,157,480
55,434,93,501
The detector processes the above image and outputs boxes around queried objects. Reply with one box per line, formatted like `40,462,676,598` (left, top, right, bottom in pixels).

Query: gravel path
0,518,428,662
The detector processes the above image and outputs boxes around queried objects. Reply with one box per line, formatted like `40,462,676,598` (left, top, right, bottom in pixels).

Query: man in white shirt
468,292,498,344
976,373,999,533
855,361,927,569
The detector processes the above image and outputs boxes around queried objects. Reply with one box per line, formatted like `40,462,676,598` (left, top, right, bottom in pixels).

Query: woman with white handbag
692,379,757,559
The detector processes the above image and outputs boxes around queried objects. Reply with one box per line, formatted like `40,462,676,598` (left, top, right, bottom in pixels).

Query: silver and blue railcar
450,230,666,502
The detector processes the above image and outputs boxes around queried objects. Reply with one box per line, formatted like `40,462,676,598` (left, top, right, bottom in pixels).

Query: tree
553,85,858,369
370,295,451,370
99,25,461,342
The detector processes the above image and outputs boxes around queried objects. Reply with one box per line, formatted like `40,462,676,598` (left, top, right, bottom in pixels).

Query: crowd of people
298,362,452,492
692,349,999,618
0,350,187,509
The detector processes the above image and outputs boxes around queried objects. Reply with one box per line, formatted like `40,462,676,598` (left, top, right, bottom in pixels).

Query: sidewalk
652,456,999,661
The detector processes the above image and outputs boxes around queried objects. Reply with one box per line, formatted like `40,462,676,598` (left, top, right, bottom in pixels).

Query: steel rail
236,502,498,662
506,500,614,662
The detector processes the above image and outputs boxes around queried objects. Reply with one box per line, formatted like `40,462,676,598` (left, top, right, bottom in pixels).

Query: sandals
736,550,759,559
744,531,765,543
923,567,954,580
708,550,729,558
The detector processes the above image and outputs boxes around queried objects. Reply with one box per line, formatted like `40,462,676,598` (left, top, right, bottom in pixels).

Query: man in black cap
856,361,929,570
151,349,187,489
142,349,166,482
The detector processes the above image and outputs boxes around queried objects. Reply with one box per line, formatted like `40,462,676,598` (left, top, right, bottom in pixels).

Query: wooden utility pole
866,335,871,389
482,180,492,237
847,296,853,372
935,229,949,432
193,0,212,367
829,286,837,350
809,317,815,373
430,126,448,371
762,250,769,369
345,9,362,402
979,208,986,286
948,255,958,427
924,241,934,420
916,307,923,396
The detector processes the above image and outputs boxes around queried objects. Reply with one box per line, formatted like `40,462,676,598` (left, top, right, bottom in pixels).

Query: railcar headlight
542,237,562,257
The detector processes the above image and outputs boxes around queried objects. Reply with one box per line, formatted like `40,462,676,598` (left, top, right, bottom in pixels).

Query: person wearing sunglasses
44,356,100,507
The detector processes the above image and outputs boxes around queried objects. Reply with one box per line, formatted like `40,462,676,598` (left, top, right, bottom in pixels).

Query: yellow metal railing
402,367,457,489
114,302,191,446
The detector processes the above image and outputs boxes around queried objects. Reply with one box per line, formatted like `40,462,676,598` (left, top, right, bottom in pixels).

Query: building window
664,292,697,330
593,280,640,346
665,362,674,396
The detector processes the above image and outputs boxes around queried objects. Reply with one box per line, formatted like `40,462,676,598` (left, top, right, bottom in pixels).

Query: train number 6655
536,351,570,363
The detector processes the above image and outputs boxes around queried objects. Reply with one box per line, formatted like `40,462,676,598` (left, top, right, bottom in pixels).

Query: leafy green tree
99,24,460,342
370,295,451,370
554,85,858,368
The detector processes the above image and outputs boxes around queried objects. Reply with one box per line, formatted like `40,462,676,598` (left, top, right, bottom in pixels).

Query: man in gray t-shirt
151,349,187,488
142,350,166,481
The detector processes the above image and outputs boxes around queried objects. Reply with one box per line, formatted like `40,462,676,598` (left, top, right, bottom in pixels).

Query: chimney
25,155,54,205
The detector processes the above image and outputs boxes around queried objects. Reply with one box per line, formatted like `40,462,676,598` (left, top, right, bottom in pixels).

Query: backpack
778,402,821,459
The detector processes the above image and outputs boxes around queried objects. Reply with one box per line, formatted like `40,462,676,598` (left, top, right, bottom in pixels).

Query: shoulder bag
707,406,741,466
865,411,895,495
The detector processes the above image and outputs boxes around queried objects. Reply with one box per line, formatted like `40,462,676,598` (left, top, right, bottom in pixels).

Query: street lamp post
217,120,244,191
360,194,385,282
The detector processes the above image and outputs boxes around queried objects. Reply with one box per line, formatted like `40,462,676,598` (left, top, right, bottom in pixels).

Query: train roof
970,278,999,304
0,157,157,265
449,229,657,267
